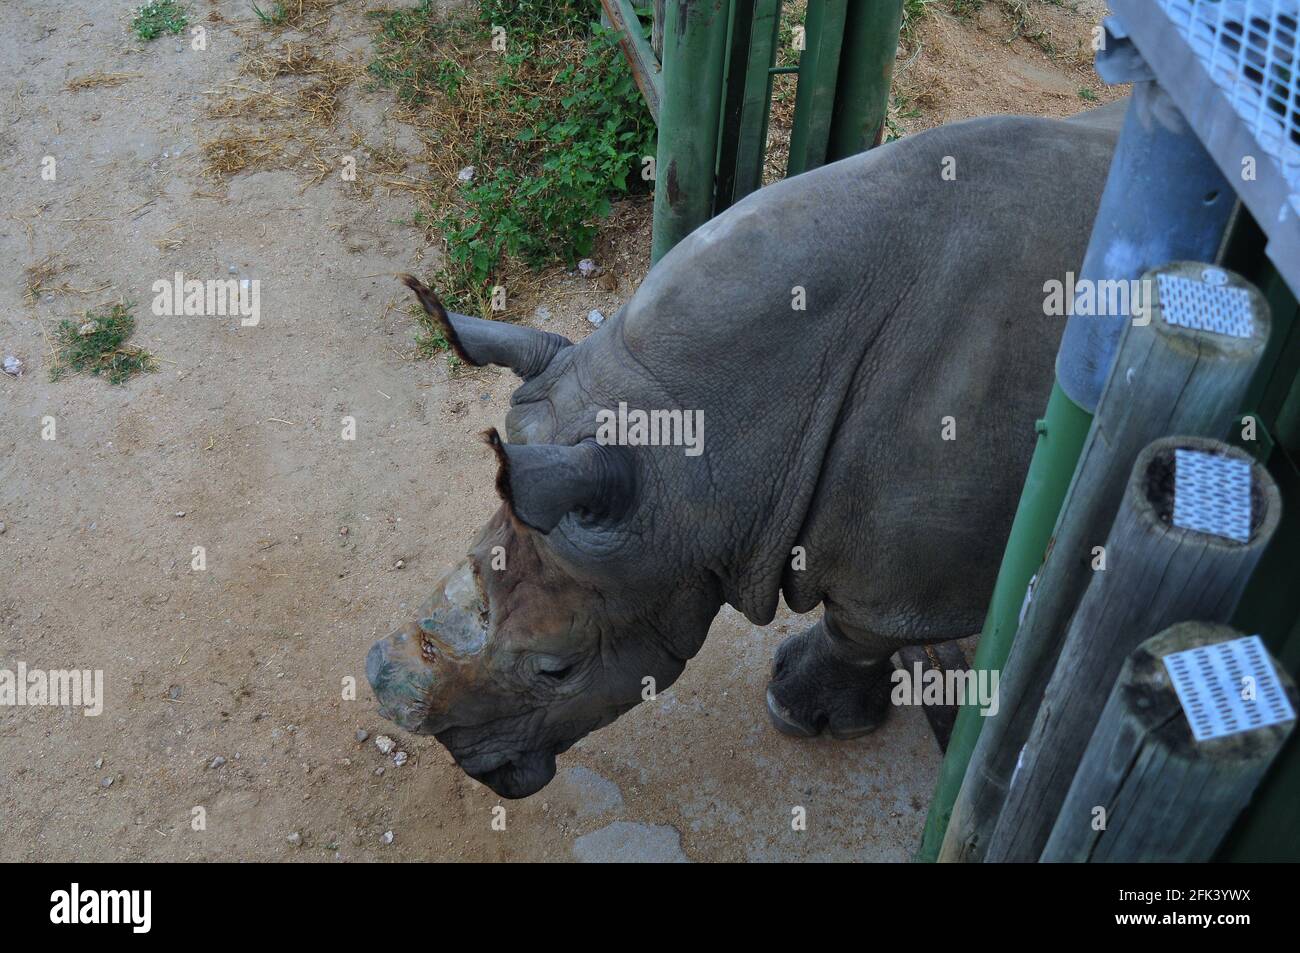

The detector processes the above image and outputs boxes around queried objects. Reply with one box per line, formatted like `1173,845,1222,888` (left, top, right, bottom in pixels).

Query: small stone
2,355,22,377
587,309,605,327
380,830,394,845
374,735,395,755
77,321,99,337
287,832,303,847
100,777,113,788
374,767,385,776
533,306,552,322
578,259,597,277
168,684,182,700
209,756,226,769
355,729,369,743
173,511,186,518
456,165,475,183
392,751,408,767
338,526,349,536
393,559,405,570
95,758,103,769
0,523,6,535
228,265,238,274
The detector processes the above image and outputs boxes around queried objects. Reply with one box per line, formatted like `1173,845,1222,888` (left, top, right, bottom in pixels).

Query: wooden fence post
940,262,1272,862
984,436,1281,861
1042,621,1297,862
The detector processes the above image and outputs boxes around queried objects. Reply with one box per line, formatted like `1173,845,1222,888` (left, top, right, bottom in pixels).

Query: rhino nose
365,638,390,694
366,632,437,732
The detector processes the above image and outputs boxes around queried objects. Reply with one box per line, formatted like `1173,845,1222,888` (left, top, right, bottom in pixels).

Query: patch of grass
131,1,189,41
902,0,938,42
24,256,63,303
252,1,290,25
1078,86,1098,101
50,304,157,385
66,71,139,92
252,0,339,28
411,309,461,366
367,1,654,316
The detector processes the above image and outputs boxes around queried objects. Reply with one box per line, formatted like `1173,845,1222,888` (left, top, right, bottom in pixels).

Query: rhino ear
399,275,571,380
483,430,635,533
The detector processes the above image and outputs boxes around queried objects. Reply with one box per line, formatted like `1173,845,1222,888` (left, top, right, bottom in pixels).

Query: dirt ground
1,0,1119,862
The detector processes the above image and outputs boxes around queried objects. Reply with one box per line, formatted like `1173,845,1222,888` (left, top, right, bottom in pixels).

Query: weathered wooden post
939,262,1272,862
1042,622,1297,862
922,80,1239,862
650,0,730,263
600,0,664,122
985,436,1282,861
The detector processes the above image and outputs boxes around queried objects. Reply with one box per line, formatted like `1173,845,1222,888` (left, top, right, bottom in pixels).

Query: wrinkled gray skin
368,103,1127,798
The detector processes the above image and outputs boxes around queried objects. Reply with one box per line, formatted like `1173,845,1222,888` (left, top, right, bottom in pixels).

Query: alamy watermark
595,402,704,457
891,661,1000,716
0,663,103,716
1042,272,1153,325
152,271,260,326
50,884,150,933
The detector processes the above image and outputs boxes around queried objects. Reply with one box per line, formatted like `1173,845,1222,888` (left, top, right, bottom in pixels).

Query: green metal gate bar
650,0,730,262
714,0,782,214
828,0,904,158
786,0,848,176
633,0,902,262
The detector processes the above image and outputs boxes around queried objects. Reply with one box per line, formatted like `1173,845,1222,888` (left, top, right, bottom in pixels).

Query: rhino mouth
452,746,558,799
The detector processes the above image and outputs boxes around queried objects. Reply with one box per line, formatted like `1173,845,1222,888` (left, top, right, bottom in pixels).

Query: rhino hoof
765,624,892,740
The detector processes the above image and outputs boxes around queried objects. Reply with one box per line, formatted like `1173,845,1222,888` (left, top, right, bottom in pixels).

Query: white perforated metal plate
1157,272,1256,337
1164,635,1296,741
1158,0,1300,209
1173,449,1253,541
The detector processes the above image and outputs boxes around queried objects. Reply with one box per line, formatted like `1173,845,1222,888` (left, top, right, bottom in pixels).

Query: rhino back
508,113,1118,632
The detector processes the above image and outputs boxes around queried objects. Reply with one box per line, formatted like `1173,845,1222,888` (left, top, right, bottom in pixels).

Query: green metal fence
601,0,903,262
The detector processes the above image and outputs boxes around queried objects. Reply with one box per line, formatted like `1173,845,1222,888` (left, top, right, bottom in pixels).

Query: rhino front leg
765,615,896,740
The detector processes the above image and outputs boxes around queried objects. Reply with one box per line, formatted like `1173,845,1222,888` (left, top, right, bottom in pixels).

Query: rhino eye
538,662,575,682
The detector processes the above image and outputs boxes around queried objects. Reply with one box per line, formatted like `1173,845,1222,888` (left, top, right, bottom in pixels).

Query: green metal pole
826,0,902,160
786,0,847,177
916,380,1093,861
651,0,731,263
714,0,782,213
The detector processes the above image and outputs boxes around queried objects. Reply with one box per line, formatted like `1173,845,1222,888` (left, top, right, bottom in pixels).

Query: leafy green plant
50,304,157,385
368,1,655,313
131,0,189,41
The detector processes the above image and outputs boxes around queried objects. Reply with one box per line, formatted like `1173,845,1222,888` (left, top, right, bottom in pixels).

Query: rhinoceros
367,103,1126,798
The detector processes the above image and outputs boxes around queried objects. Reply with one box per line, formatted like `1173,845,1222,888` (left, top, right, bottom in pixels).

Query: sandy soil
1,0,1119,862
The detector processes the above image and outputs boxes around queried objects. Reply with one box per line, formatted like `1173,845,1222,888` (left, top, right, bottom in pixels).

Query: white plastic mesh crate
1157,1,1300,213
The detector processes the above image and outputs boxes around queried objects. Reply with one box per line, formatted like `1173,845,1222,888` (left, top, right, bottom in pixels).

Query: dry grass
24,255,63,303
246,42,327,79
200,133,284,178
65,71,139,92
206,87,295,120
202,31,364,179
253,0,341,30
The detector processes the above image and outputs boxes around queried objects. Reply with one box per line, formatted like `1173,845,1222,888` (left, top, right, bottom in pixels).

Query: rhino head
367,276,721,798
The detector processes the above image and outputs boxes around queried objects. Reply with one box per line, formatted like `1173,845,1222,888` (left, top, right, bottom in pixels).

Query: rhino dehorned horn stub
397,274,572,380
483,428,635,533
